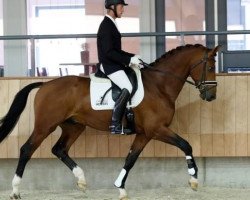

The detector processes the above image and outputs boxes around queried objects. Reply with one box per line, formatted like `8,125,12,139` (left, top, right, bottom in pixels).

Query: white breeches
108,71,133,93
100,65,132,94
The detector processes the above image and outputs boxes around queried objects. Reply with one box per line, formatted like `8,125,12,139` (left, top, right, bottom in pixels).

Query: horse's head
189,45,220,102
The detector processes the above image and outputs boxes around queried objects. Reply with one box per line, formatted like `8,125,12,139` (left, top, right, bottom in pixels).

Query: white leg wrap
114,168,127,188
186,155,192,160
186,155,196,176
72,166,86,183
188,168,196,176
12,174,21,194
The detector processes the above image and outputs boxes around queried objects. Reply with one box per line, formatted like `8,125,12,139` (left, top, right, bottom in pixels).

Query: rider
97,0,143,134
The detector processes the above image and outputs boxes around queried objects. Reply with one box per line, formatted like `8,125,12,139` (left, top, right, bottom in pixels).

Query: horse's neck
144,59,190,102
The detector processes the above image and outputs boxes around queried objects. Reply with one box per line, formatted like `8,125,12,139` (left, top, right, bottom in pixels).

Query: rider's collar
106,14,120,32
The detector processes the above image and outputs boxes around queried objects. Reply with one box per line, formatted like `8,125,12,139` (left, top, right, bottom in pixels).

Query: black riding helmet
105,0,128,9
105,0,128,17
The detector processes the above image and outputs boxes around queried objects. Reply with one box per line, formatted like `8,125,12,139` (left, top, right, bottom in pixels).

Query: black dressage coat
97,16,134,75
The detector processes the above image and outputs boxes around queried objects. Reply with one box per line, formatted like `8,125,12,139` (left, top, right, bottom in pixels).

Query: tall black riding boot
110,89,132,134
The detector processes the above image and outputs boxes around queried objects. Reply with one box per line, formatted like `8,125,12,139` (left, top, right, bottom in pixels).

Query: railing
1,30,250,39
1,30,250,76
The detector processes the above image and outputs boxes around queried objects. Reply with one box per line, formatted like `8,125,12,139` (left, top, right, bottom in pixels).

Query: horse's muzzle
199,81,217,102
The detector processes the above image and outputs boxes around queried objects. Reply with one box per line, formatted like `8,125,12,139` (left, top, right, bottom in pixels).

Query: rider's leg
107,70,133,134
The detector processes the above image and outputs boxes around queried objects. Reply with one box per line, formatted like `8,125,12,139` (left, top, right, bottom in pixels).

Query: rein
140,60,197,87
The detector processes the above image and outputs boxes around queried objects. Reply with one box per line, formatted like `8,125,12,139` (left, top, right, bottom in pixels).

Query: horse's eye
208,66,214,72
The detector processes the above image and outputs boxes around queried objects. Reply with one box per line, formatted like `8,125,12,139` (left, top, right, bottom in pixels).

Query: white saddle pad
90,66,144,110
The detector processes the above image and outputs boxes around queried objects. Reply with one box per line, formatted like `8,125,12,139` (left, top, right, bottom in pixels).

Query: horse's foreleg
115,134,150,200
154,127,198,190
52,122,86,191
174,134,198,190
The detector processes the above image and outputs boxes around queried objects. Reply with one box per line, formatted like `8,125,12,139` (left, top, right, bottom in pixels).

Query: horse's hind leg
10,129,52,199
154,127,198,190
52,121,86,190
115,134,150,200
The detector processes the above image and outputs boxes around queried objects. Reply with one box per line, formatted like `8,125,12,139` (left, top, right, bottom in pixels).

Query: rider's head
105,0,128,18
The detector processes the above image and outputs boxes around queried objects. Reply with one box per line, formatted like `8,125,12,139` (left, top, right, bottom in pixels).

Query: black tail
0,82,43,143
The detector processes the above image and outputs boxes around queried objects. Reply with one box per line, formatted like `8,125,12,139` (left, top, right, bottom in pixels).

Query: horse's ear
212,45,221,54
209,45,221,57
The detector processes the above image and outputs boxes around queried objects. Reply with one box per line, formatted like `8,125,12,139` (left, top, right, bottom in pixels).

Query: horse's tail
0,82,43,143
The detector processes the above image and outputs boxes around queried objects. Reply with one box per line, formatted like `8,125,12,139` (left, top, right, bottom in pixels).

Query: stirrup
109,124,132,135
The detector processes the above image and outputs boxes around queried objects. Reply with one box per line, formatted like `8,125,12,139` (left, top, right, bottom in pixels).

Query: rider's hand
129,55,143,69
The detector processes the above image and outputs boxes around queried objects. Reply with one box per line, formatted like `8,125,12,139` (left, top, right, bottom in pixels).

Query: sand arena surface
1,187,250,200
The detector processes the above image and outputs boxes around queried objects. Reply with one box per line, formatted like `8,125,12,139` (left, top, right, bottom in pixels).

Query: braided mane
150,44,206,66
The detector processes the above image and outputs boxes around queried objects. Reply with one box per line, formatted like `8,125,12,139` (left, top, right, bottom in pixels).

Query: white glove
129,55,143,69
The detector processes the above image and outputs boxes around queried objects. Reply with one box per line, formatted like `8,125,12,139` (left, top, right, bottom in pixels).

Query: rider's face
116,4,125,18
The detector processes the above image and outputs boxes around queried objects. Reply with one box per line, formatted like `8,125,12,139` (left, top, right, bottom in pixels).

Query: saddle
90,64,144,109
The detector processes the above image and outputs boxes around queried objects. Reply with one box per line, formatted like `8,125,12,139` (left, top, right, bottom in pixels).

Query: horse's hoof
189,179,198,191
77,181,87,191
10,193,21,200
118,188,128,200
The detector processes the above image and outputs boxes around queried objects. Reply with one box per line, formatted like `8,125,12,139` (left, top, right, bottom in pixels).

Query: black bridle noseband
139,50,217,93
189,50,217,93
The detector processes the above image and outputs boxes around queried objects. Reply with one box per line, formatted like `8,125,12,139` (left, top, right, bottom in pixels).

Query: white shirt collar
106,14,120,32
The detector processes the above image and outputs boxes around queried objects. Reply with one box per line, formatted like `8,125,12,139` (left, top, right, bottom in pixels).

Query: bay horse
0,44,219,200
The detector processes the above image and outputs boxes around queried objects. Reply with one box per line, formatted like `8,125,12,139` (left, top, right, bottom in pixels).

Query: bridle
189,50,217,93
140,50,217,94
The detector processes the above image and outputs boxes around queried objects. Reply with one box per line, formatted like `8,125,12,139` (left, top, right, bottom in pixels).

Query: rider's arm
99,28,132,66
